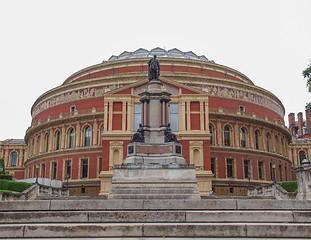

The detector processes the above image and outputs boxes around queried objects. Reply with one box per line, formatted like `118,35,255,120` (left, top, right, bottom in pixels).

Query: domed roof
104,47,214,63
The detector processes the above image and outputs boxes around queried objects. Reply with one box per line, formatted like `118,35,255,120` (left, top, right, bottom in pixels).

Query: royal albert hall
21,48,293,196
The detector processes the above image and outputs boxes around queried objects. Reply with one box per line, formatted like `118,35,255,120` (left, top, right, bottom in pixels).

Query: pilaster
122,101,127,131
108,101,113,131
93,119,98,145
187,101,191,131
61,124,65,149
76,121,80,147
200,101,204,131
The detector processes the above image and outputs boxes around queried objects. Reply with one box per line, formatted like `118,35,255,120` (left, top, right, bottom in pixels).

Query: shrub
278,181,298,192
0,158,5,174
0,174,13,180
0,189,12,193
0,179,32,192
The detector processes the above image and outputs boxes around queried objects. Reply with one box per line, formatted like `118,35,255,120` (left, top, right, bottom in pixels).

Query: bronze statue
148,55,160,80
130,124,145,143
164,124,179,143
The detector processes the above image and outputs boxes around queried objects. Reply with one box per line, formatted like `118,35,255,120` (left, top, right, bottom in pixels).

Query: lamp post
35,163,40,184
271,162,276,184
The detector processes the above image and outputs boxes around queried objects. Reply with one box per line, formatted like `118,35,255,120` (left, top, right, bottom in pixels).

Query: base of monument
108,163,200,200
123,155,186,164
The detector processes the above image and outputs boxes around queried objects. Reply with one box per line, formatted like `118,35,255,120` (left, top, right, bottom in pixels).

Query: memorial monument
108,56,200,199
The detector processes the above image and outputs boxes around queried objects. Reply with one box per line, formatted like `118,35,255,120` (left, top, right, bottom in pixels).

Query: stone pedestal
107,79,201,199
108,163,200,199
294,164,311,200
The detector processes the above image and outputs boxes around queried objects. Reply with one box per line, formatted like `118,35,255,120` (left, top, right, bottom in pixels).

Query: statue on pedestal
130,124,145,143
148,55,160,80
164,124,179,143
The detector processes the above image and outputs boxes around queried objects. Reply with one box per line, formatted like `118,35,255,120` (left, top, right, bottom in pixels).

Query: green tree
0,158,5,174
303,64,311,109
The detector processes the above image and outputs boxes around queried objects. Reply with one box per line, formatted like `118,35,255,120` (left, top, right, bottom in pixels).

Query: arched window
99,125,104,146
36,136,41,154
255,130,260,150
32,138,35,156
209,124,214,145
68,128,75,148
299,151,306,164
240,128,246,148
280,138,284,155
266,133,270,152
44,133,49,152
224,125,231,146
84,126,91,147
11,152,17,166
55,130,60,150
275,135,279,154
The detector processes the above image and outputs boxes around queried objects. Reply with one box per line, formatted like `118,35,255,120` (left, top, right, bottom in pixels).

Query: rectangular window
270,162,274,181
285,166,288,181
241,129,246,148
227,159,234,178
170,104,179,132
81,159,88,178
244,160,250,179
279,165,283,181
211,157,215,176
11,152,17,166
52,162,57,180
255,131,259,150
239,105,245,113
258,162,264,180
65,161,71,179
134,104,142,131
70,105,76,113
98,157,102,174
56,132,60,150
45,135,49,152
41,163,46,178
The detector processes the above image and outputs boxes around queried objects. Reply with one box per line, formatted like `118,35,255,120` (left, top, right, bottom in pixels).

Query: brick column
306,108,311,134
298,112,303,137
288,113,296,137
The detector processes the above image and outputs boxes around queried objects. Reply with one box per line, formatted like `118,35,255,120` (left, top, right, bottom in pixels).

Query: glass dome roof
104,47,214,63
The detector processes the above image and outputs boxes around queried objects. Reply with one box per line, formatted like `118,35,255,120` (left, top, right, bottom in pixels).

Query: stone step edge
0,210,310,224
1,199,311,212
1,223,311,239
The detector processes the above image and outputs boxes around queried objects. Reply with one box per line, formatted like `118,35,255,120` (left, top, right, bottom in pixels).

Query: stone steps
109,182,200,199
1,199,311,238
1,210,311,223
2,223,311,238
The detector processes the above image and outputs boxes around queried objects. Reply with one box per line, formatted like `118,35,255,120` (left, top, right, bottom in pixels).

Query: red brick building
0,48,294,196
288,109,311,167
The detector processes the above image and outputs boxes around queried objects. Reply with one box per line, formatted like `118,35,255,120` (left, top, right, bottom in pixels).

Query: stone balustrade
248,183,296,200
0,183,68,201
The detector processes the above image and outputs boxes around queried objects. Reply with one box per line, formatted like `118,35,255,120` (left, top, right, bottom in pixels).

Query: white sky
0,0,310,141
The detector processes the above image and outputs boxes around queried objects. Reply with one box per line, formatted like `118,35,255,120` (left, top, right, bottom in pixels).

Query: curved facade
21,48,292,196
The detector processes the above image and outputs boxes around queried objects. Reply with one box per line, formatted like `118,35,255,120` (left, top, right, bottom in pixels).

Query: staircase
1,198,311,238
